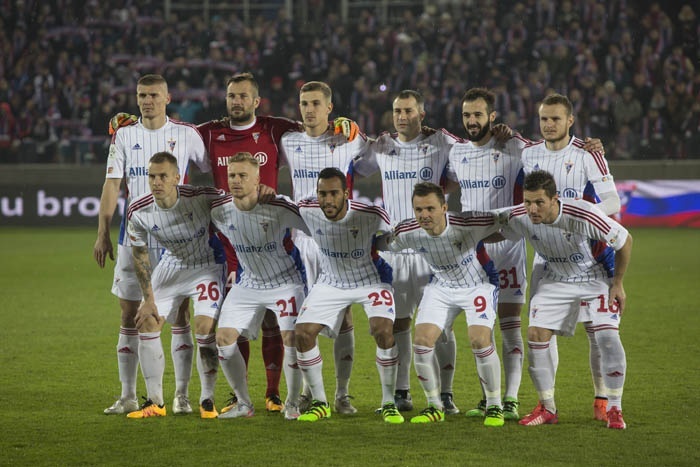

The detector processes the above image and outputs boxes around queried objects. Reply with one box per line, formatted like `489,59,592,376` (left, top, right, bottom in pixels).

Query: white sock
375,345,398,405
499,316,523,400
548,334,559,384
394,328,412,392
334,326,354,398
138,331,165,406
283,345,302,406
196,333,218,403
528,340,555,412
585,323,608,399
473,344,502,408
596,329,626,410
117,327,139,400
413,345,442,409
171,325,193,397
217,342,251,405
435,328,456,394
297,345,326,403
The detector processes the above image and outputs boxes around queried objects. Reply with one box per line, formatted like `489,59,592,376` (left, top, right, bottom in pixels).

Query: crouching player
379,182,505,426
126,152,225,418
294,168,403,424
498,170,631,429
210,153,309,420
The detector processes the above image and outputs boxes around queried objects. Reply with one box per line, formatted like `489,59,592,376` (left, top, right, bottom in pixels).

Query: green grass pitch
0,227,697,466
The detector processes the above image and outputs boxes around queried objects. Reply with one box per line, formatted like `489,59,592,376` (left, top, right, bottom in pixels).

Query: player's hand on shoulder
491,123,513,144
333,117,360,142
258,184,277,204
108,112,138,135
583,137,605,154
421,125,437,136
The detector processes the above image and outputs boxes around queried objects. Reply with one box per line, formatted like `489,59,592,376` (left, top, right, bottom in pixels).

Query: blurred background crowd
0,0,698,164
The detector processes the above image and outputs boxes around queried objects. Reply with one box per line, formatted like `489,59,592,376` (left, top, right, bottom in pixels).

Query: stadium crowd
0,0,698,163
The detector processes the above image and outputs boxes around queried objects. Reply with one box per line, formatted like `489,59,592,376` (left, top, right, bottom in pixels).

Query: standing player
498,170,630,430
363,90,462,413
94,74,211,416
381,182,504,426
197,72,301,412
124,152,225,419
522,93,621,421
280,81,373,414
295,168,402,424
448,88,529,420
210,153,309,420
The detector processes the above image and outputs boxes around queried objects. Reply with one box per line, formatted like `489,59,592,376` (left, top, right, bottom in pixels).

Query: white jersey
298,199,391,289
281,130,372,201
365,130,459,225
449,135,528,211
210,195,309,289
107,117,210,247
127,185,225,270
521,136,616,203
501,199,629,283
390,212,501,289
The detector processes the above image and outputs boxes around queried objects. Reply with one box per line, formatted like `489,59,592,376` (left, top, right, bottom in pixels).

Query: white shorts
531,253,590,322
151,263,225,323
294,233,321,288
111,244,162,301
415,283,498,330
218,283,307,339
528,278,621,337
297,283,396,338
380,251,432,319
487,238,527,304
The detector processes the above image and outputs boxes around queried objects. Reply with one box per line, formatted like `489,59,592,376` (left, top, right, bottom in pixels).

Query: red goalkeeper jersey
198,116,301,191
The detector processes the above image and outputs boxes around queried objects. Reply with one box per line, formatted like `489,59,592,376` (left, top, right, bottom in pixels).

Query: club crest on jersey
260,222,269,233
420,144,429,155
563,231,573,241
492,152,500,163
565,161,574,174
531,306,538,318
349,226,359,238
168,138,176,152
328,143,336,154
252,132,260,143
453,241,463,250
185,212,193,221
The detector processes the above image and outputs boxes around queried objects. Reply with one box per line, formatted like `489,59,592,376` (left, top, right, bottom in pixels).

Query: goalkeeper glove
333,117,360,142
108,112,138,135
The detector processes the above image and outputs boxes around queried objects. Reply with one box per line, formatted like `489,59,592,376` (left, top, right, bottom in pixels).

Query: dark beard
465,122,491,142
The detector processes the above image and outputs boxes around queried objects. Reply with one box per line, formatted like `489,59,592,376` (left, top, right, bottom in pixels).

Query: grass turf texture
0,227,697,466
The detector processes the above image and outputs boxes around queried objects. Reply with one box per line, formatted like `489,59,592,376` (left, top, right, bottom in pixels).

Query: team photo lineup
93,71,631,429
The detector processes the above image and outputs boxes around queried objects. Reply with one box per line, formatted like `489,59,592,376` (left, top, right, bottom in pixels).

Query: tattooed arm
132,245,162,329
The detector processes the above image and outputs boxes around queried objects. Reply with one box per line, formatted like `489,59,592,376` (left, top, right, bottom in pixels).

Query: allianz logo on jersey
459,176,506,189
384,167,433,181
293,169,321,179
320,247,365,259
234,242,277,253
127,166,148,176
541,253,584,263
560,188,579,198
160,227,206,245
